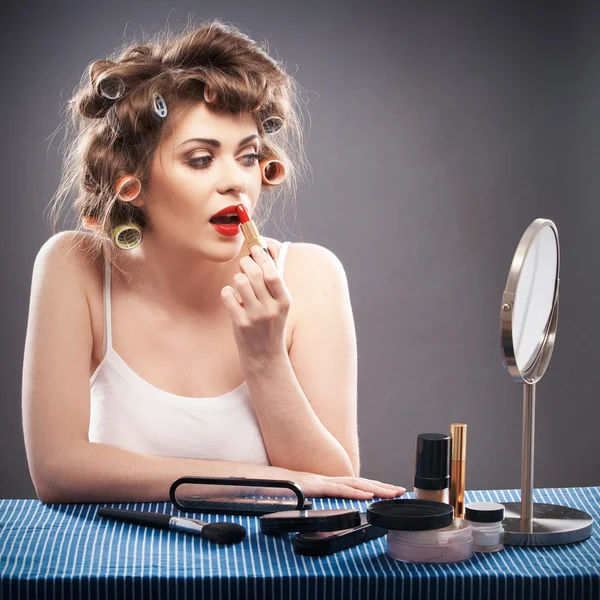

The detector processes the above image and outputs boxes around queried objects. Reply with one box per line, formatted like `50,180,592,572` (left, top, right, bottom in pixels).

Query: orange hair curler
82,216,101,231
260,159,287,186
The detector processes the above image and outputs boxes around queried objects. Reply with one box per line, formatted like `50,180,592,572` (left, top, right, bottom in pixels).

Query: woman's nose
218,159,248,195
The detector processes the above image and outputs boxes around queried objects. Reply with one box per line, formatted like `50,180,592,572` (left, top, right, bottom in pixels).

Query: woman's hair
49,18,310,263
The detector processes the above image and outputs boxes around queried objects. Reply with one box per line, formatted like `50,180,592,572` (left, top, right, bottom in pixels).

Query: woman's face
138,101,262,258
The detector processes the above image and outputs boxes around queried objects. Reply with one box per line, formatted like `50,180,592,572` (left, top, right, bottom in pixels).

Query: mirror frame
500,218,560,384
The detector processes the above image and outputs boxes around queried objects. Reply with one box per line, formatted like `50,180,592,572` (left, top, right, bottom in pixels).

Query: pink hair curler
115,176,141,201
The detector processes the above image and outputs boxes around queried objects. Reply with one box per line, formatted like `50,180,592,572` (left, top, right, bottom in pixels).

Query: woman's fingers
233,272,260,306
297,474,406,500
249,245,288,300
361,479,406,494
221,285,245,319
361,484,399,498
324,483,375,500
326,477,405,497
235,256,267,308
232,250,291,316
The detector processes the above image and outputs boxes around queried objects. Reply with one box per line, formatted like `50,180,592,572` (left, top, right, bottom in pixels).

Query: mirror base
501,502,593,546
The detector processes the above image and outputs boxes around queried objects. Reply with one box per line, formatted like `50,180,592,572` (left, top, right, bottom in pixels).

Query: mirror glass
172,481,299,513
512,225,558,373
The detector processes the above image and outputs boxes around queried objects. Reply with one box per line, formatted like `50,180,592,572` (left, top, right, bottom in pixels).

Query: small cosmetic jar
367,499,474,564
464,502,505,552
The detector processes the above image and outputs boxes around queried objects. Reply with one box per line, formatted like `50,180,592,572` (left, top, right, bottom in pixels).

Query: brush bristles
202,522,247,544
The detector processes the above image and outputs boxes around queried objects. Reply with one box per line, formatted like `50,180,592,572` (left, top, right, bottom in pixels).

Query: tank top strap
101,252,113,356
277,241,292,273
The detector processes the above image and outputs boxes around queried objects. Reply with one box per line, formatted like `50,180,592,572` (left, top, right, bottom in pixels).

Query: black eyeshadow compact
293,512,387,556
259,508,361,535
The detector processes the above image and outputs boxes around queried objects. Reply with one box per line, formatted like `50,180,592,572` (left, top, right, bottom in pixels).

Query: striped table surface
1,487,598,600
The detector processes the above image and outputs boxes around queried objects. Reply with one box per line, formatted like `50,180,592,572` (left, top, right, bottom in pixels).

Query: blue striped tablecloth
1,487,598,600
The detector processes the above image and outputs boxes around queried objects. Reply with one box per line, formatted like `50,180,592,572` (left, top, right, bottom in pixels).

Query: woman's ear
130,196,145,208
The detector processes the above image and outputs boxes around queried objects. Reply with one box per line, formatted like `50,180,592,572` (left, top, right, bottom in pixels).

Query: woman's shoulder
33,230,103,287
265,238,347,289
268,238,345,266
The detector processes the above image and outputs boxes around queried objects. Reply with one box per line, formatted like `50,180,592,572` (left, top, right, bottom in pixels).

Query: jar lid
464,502,505,523
367,499,454,531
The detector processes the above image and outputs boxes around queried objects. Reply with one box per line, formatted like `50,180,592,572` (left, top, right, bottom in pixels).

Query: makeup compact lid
414,433,450,490
366,499,454,531
259,508,361,534
465,502,505,523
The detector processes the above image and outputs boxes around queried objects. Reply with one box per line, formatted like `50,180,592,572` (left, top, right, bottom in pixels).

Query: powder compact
367,499,474,564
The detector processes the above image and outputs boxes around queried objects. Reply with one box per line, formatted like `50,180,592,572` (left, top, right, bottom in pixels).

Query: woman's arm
32,440,402,504
28,440,357,504
22,233,402,504
234,243,360,477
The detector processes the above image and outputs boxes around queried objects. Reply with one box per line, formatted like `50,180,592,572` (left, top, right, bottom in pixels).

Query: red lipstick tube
236,204,270,258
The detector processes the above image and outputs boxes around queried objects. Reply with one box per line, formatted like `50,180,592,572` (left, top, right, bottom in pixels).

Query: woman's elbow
34,478,65,504
318,452,357,478
346,452,360,478
28,451,75,504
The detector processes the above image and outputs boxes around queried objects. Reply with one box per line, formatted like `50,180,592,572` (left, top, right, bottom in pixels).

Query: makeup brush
236,203,271,259
97,507,246,544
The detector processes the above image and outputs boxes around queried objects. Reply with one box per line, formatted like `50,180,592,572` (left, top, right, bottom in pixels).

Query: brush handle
97,507,172,530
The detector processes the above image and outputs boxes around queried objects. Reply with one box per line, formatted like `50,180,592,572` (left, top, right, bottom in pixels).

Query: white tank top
88,242,292,464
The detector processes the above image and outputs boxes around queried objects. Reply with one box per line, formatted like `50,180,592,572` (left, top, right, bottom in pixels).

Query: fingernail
251,245,267,262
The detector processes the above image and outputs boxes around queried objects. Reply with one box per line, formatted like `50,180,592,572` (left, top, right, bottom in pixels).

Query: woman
22,19,405,503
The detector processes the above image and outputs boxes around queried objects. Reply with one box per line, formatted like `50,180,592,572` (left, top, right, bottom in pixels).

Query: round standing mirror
500,220,559,384
512,226,558,375
499,218,592,546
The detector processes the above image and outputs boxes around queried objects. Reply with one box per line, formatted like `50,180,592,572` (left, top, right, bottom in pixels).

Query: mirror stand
499,220,593,546
501,381,593,546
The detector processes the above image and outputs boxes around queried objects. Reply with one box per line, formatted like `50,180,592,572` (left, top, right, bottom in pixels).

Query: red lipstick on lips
209,204,241,237
236,204,270,258
236,203,251,224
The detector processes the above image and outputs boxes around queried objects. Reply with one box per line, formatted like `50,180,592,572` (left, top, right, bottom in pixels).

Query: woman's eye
242,153,260,167
186,153,260,170
187,156,212,169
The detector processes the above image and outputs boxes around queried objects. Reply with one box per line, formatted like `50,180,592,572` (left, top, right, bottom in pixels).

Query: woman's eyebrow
177,134,259,149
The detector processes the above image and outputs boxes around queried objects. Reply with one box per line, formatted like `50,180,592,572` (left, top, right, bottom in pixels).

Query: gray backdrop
2,0,599,499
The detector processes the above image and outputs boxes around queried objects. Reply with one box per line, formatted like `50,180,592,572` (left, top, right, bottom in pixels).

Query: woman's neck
120,230,243,317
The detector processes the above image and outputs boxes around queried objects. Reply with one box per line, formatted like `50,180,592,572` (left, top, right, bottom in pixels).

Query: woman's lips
210,221,241,236
211,203,250,237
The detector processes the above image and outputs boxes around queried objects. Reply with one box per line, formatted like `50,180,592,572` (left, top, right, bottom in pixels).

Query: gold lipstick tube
450,423,467,518
240,219,269,257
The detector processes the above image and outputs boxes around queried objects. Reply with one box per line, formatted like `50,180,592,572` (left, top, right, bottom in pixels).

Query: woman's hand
221,243,292,362
294,472,406,500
